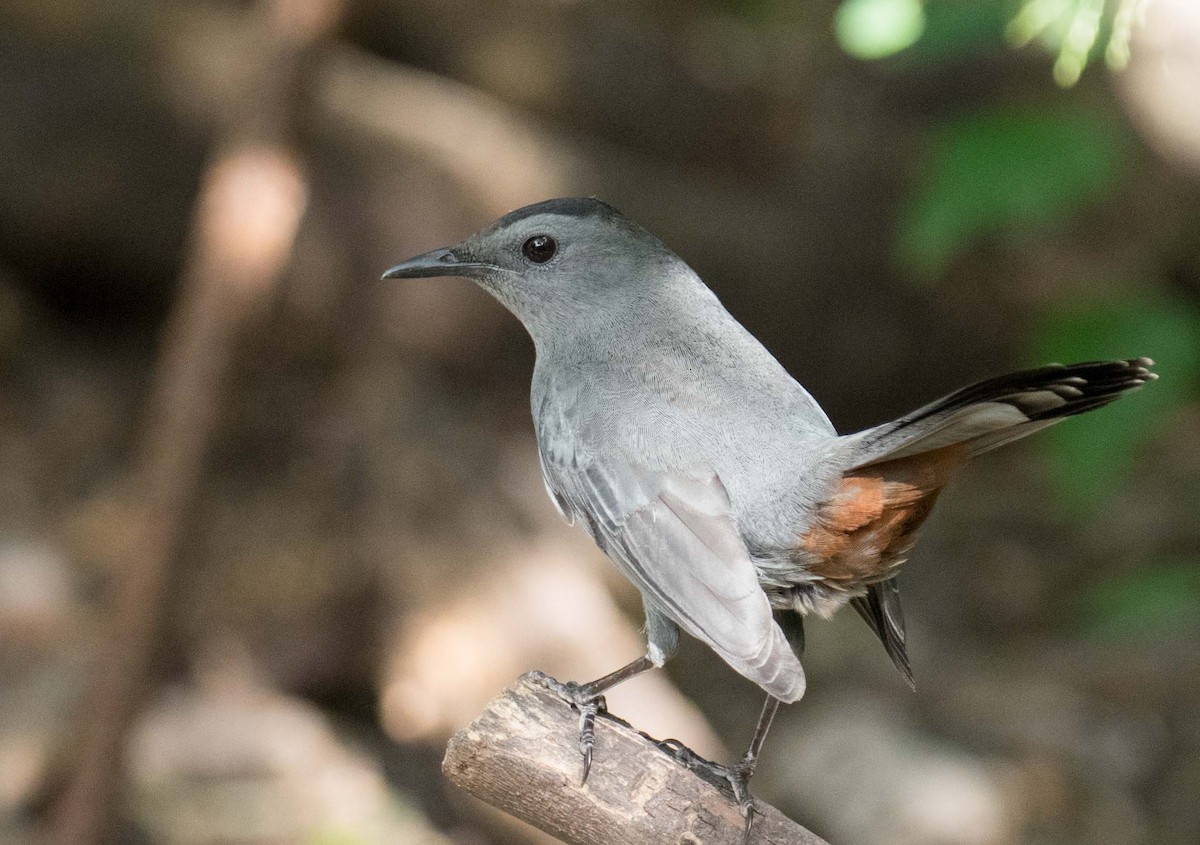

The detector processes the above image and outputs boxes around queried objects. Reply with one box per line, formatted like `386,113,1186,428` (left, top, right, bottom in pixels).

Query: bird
383,196,1156,828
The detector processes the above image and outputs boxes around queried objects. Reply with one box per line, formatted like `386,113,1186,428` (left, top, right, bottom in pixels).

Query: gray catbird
384,197,1155,822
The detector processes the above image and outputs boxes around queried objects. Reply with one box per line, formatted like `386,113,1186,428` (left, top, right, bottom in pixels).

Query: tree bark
443,675,831,845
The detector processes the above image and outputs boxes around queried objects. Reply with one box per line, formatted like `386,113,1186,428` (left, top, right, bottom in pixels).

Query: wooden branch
45,2,335,841
443,675,831,845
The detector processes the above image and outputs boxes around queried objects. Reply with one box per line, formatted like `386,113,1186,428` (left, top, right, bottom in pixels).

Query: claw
654,737,692,762
726,767,748,809
527,658,657,788
578,699,595,783
530,672,607,785
659,742,731,786
657,739,760,839
577,693,605,784
727,765,756,844
581,742,593,784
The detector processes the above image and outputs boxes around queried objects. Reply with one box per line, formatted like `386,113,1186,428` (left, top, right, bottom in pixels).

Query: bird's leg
729,694,781,839
532,604,677,784
529,654,656,784
660,694,781,840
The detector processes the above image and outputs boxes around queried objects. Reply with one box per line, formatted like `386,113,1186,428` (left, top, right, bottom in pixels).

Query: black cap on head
494,197,623,229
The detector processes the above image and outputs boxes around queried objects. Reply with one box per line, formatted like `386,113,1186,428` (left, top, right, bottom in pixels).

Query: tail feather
850,578,915,690
847,358,1156,468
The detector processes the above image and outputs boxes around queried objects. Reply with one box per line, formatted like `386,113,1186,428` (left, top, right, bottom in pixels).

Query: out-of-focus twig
317,47,584,214
45,1,339,841
443,676,831,845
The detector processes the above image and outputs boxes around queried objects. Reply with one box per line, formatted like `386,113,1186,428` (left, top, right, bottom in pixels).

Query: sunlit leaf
897,106,1123,280
1104,0,1146,70
1030,295,1200,513
879,1,1145,83
1007,0,1074,47
1056,0,1104,86
1007,0,1147,85
835,0,927,60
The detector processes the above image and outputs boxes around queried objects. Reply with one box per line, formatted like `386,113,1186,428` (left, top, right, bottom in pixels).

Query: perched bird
383,197,1155,826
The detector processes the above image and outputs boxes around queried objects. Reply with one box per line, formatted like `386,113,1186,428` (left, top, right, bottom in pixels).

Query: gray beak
381,247,491,280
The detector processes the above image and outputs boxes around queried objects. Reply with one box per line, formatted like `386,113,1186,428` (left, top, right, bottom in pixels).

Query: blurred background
1,0,1198,843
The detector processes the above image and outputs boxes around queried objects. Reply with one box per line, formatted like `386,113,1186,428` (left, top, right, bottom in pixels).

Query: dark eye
522,235,557,263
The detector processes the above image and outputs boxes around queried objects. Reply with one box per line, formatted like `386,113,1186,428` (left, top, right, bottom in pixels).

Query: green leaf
1030,295,1200,514
835,0,927,60
897,106,1124,280
1077,560,1200,639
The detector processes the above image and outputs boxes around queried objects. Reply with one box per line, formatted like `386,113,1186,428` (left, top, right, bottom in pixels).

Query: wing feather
544,445,806,702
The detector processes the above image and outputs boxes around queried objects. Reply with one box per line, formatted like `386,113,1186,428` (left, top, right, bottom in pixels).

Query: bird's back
531,270,847,556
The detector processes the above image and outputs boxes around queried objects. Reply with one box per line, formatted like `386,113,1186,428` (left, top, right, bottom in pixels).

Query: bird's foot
527,671,607,785
726,759,758,842
655,740,758,841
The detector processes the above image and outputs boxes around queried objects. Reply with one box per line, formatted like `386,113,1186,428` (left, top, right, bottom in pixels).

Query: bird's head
383,197,689,343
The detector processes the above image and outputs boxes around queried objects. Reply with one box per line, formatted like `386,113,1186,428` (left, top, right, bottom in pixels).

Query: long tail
844,358,1157,468
837,357,1155,687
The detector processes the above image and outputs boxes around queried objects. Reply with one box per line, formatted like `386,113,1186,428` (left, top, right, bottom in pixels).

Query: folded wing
545,446,806,702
